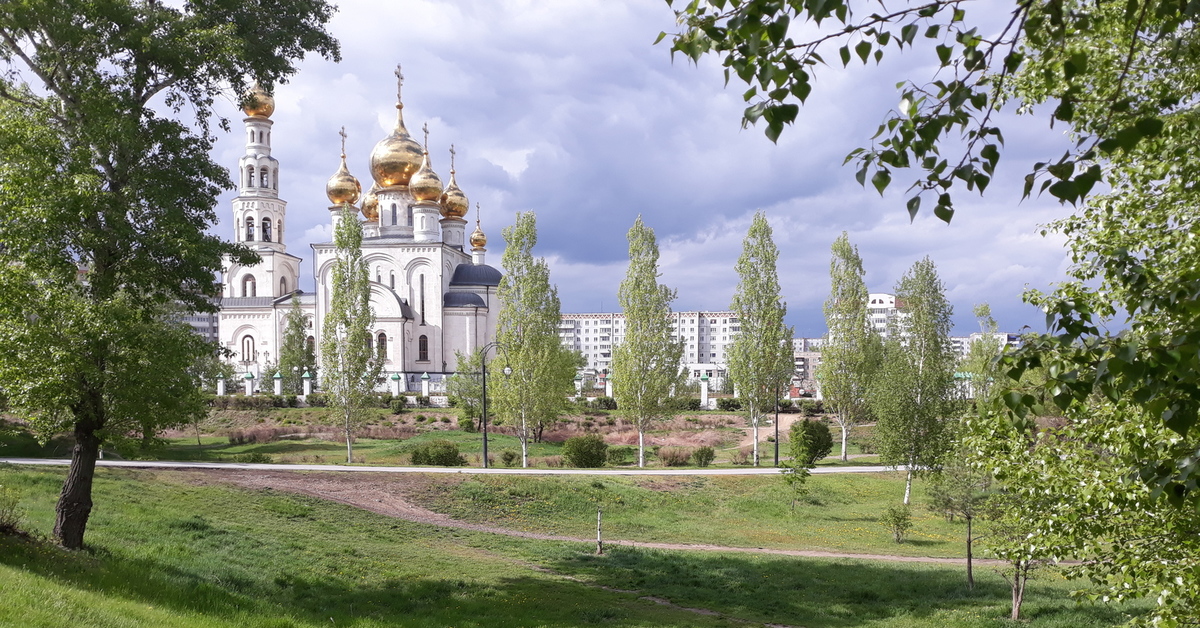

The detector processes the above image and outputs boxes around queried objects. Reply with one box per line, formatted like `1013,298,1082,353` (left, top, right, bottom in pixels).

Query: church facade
217,73,501,392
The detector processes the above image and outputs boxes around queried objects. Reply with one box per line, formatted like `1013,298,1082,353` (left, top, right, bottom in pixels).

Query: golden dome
325,141,362,205
408,149,443,202
361,184,380,221
469,218,487,249
369,106,423,187
242,84,275,118
440,146,469,218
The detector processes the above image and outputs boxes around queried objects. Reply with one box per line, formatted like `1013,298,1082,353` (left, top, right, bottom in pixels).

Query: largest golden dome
369,106,423,187
242,84,275,118
326,154,362,205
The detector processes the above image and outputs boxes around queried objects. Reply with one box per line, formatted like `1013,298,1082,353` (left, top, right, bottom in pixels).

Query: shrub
606,445,633,466
692,446,716,467
799,399,824,416
664,396,702,412
657,446,693,466
591,396,617,410
716,398,742,412
880,504,913,543
789,419,834,465
415,395,431,408
410,440,466,466
440,416,451,424
500,449,519,467
306,394,329,407
458,416,476,432
415,415,427,423
542,455,562,468
0,485,24,535
730,446,752,465
232,452,273,464
390,399,407,415
562,434,608,468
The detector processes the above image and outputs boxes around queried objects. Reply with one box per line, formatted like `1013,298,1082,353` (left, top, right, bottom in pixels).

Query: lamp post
478,341,510,468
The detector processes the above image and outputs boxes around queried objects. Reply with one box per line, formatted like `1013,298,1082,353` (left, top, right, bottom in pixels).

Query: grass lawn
0,464,1148,627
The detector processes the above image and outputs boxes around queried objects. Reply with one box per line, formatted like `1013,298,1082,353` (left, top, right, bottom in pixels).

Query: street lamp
478,341,510,468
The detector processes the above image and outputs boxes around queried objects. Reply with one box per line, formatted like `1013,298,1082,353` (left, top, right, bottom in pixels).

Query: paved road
0,458,900,476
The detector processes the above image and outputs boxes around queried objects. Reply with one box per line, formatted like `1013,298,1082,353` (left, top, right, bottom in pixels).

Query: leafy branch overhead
662,0,1191,221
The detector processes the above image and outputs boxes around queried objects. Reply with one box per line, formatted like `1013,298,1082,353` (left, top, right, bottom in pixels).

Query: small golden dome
409,149,443,202
242,84,275,118
369,106,423,187
326,153,362,205
470,219,487,249
361,184,380,221
440,146,469,218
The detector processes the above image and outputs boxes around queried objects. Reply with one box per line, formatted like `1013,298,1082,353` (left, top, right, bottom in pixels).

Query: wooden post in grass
596,506,604,555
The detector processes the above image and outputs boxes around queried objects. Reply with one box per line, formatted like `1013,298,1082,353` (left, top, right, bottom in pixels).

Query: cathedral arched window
389,272,395,290
275,218,281,241
406,204,413,226
241,335,255,362
280,277,287,294
273,168,279,190
246,166,255,188
244,216,255,241
377,332,387,361
260,166,269,188
391,203,397,226
418,335,428,362
306,336,315,353
258,130,263,143
242,274,256,298
261,217,272,242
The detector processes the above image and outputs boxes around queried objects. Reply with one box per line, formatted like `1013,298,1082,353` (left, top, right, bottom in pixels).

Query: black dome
449,264,502,287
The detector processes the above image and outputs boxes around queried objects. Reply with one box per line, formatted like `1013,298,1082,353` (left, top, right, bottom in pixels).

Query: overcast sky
210,0,1078,337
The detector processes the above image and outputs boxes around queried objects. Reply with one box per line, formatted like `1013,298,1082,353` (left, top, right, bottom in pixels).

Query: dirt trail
183,468,994,566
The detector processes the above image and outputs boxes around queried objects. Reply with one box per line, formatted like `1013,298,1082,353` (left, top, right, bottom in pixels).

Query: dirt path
182,468,994,566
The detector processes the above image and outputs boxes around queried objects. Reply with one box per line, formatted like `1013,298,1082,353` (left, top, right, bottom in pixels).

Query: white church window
389,272,395,289
246,166,254,188
244,216,255,241
260,167,269,188
242,275,256,298
377,332,387,361
418,335,428,362
261,217,272,242
280,277,287,294
406,204,413,226
273,168,278,190
391,203,398,226
241,335,255,362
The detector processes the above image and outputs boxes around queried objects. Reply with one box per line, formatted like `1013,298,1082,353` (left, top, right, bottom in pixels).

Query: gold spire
408,122,443,202
326,126,362,205
469,204,487,249
439,144,469,218
242,83,275,118
369,64,423,187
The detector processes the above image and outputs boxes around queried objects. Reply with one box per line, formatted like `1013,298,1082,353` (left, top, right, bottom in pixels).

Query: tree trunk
520,413,529,468
54,424,102,549
751,406,760,466
1011,563,1026,620
638,429,645,468
903,467,913,505
345,409,353,464
966,515,974,590
596,506,604,555
840,418,850,461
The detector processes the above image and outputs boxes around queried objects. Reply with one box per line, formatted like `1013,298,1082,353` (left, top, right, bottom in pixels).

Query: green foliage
692,446,716,467
664,397,702,412
389,399,408,415
789,420,833,466
231,453,273,464
0,484,24,535
305,394,329,408
414,395,431,408
727,212,794,466
500,449,519,467
613,216,685,467
278,296,317,394
446,348,485,423
879,504,913,544
716,398,742,412
606,445,634,466
457,416,476,433
410,440,467,466
591,396,617,410
561,434,608,468
959,303,1004,408
657,446,693,466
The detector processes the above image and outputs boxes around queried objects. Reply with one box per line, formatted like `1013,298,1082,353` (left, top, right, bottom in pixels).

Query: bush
232,452,273,464
664,396,702,412
591,396,617,410
415,415,427,423
440,416,451,424
799,399,824,416
562,434,608,468
730,446,752,465
0,485,24,535
458,416,476,432
716,398,742,412
415,395,431,408
657,446,693,466
789,419,834,465
880,504,913,543
606,445,634,466
692,446,716,467
306,394,329,407
390,399,408,415
410,440,466,466
500,449,519,467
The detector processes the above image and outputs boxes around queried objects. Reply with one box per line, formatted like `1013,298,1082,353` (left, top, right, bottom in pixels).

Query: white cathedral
217,71,501,392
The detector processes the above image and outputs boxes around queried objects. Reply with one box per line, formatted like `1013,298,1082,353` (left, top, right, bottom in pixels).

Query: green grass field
0,464,1149,627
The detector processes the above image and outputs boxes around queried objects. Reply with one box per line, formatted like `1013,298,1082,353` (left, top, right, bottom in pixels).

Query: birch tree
727,212,794,466
872,257,956,504
278,296,317,394
492,212,575,467
612,216,685,467
320,206,380,464
817,232,882,461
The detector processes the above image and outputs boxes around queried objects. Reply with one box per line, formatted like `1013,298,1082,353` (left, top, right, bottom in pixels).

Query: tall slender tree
320,206,380,464
446,348,486,430
612,216,685,467
872,257,956,504
278,296,317,394
727,212,795,466
960,303,1003,409
0,1,336,548
492,212,575,467
817,232,882,461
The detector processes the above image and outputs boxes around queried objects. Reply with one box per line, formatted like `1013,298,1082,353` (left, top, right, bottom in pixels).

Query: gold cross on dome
338,126,347,157
394,64,404,102
422,122,429,151
449,144,456,171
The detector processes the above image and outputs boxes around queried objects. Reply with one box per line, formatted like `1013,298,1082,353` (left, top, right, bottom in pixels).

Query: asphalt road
0,458,900,476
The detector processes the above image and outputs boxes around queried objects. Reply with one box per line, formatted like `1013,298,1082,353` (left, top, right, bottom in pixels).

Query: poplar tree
0,0,336,548
727,212,795,466
492,212,575,467
872,257,956,504
320,206,380,464
612,216,685,467
278,296,316,394
817,232,882,461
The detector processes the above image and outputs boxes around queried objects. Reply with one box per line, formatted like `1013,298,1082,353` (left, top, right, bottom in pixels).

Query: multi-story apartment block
950,332,1022,358
559,310,741,387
